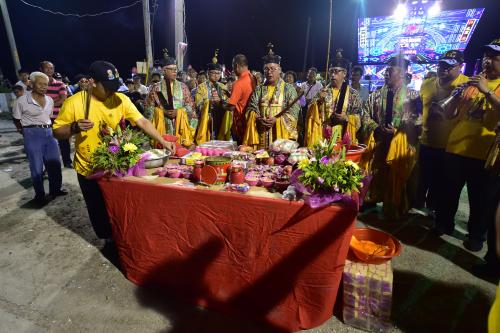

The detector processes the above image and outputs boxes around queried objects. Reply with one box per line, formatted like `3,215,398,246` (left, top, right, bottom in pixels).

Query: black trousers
485,175,500,264
297,105,308,147
77,174,112,239
57,138,72,165
50,119,72,165
415,144,445,210
435,152,489,241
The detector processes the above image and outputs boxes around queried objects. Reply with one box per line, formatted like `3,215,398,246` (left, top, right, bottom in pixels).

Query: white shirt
136,84,148,95
352,84,370,102
15,80,29,92
298,81,323,101
12,91,53,126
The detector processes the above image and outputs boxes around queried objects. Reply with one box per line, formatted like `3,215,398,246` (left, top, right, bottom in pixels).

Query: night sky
0,0,499,82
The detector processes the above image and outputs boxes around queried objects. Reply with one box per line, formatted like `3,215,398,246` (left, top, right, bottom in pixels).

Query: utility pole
0,0,21,73
174,0,185,70
142,0,153,71
302,16,311,73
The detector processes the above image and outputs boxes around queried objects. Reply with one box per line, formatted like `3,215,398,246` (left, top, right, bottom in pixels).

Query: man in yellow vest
435,39,500,252
304,51,363,147
413,50,468,215
243,43,300,149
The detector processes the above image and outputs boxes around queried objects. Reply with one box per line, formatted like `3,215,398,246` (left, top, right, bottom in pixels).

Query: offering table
98,171,358,332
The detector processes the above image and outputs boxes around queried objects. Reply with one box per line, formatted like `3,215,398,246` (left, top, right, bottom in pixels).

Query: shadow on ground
358,208,483,275
392,269,491,333
20,182,98,245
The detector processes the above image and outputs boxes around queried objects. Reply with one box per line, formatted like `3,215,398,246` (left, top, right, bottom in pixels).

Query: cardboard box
343,259,393,332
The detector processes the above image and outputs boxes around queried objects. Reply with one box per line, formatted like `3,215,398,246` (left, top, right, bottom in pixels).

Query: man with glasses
361,55,421,219
304,53,363,147
243,44,300,149
195,51,229,144
435,39,500,252
145,50,196,146
412,50,468,216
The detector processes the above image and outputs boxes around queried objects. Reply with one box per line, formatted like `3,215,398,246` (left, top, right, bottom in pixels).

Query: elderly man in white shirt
12,71,66,205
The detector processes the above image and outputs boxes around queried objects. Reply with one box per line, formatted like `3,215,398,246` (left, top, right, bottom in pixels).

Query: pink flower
119,117,126,131
317,177,325,184
323,125,332,139
320,156,330,165
108,145,120,154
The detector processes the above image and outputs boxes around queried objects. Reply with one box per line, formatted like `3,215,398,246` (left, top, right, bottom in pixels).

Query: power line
17,0,141,18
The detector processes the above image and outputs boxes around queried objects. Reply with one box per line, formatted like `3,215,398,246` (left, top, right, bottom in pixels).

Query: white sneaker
409,207,430,217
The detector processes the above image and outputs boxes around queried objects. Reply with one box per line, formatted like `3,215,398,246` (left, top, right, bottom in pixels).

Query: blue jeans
23,127,62,197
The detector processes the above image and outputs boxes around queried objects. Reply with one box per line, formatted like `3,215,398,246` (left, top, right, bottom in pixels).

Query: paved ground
0,111,497,333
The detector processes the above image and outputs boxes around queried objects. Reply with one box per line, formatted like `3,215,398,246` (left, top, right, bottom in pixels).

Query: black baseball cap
438,50,464,66
482,39,500,54
89,61,121,92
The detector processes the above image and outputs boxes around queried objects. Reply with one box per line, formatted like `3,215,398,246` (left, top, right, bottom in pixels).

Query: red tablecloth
99,178,357,332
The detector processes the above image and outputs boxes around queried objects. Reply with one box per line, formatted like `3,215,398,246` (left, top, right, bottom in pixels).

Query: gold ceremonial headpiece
207,49,222,71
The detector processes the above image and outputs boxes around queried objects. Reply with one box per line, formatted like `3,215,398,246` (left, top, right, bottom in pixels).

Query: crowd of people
7,38,500,283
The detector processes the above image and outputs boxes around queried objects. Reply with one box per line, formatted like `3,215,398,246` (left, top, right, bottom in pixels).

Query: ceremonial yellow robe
194,81,229,145
304,86,362,148
243,79,300,149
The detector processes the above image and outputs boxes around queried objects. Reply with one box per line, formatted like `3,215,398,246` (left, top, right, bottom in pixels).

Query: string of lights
17,0,141,18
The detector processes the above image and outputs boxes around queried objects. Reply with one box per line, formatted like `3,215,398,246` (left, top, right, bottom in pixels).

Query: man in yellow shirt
414,50,468,214
53,61,175,241
435,39,500,252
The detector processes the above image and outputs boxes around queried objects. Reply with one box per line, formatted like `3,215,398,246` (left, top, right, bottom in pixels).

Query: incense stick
84,87,92,120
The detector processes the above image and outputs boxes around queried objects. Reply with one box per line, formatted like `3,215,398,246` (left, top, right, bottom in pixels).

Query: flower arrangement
90,117,148,177
291,127,368,208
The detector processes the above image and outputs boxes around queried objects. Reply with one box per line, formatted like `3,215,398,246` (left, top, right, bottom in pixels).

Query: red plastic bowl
350,228,402,264
345,144,366,163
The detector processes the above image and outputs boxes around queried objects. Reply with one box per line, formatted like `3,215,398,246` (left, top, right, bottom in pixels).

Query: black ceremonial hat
329,48,351,70
161,48,176,67
262,43,281,65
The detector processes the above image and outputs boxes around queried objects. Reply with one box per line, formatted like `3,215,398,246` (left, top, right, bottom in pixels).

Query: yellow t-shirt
420,74,469,148
53,92,144,176
490,282,500,333
446,78,500,160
